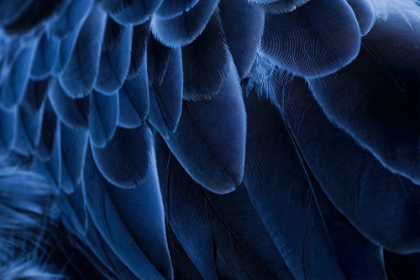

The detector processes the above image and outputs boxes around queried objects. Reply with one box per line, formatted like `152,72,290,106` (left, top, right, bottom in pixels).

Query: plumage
91,125,152,188
1,0,420,279
309,13,420,185
261,0,361,78
58,6,106,98
181,11,230,101
89,90,119,148
150,0,220,48
94,18,132,94
165,60,246,194
102,0,164,25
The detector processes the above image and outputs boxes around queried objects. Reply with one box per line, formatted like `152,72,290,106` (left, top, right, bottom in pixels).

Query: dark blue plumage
1,0,420,279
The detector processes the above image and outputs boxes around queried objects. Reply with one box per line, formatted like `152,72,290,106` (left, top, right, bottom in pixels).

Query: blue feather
102,0,164,25
127,21,150,78
58,6,106,98
155,0,200,19
261,0,361,78
181,11,229,101
165,60,246,194
30,32,59,80
248,0,310,13
91,125,152,188
94,18,132,94
151,0,219,47
89,90,119,148
83,143,172,279
117,61,149,128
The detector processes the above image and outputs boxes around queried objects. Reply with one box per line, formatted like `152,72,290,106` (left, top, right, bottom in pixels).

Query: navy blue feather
182,11,229,101
249,0,310,13
58,6,106,98
278,73,420,253
309,13,420,186
89,90,119,148
151,0,219,47
165,60,246,194
91,125,152,188
155,0,200,19
148,47,182,137
21,79,48,113
219,0,264,79
58,123,88,193
30,32,59,80
0,108,16,156
117,62,149,128
102,0,164,25
13,104,42,156
48,78,89,130
49,0,94,38
34,99,57,160
1,47,34,109
261,0,361,78
346,0,375,36
127,21,150,78
94,18,132,94
83,143,172,279
243,88,345,279
156,136,293,280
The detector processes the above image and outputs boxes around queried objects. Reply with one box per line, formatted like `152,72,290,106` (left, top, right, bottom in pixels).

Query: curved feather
58,6,106,99
91,125,152,189
309,13,420,185
0,107,16,156
1,46,34,109
34,99,57,160
0,0,32,26
83,143,172,280
117,62,149,128
243,89,345,279
30,32,59,80
261,0,361,78
13,104,43,155
219,0,265,79
150,0,219,48
155,0,200,19
89,90,119,148
20,79,48,115
278,73,420,253
165,61,246,194
48,78,89,130
347,0,375,36
148,47,182,137
182,11,229,101
102,0,164,25
127,21,150,78
249,0,310,13
94,18,132,94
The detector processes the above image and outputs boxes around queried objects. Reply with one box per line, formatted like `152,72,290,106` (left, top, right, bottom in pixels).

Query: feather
181,10,229,101
49,0,94,39
243,89,344,279
51,26,80,76
2,0,64,34
248,0,310,13
150,0,219,48
94,18,132,94
58,6,106,99
127,21,150,78
309,13,420,185
34,100,57,160
83,143,172,280
1,46,34,109
48,78,89,130
20,79,48,113
219,0,265,79
261,0,361,78
278,73,420,253
155,0,200,19
148,47,182,137
58,123,88,193
91,125,152,189
165,60,246,194
156,136,293,280
13,104,43,156
89,90,119,148
102,0,164,25
0,108,16,156
117,62,149,128
30,32,59,80
347,0,375,35
0,0,31,26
